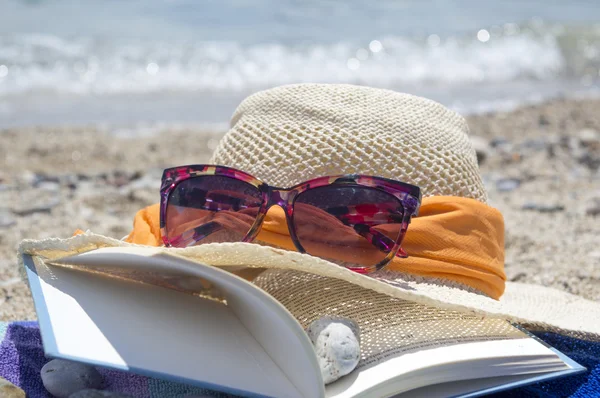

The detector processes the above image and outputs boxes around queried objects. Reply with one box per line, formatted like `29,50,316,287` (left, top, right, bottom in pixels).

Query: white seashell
306,317,361,384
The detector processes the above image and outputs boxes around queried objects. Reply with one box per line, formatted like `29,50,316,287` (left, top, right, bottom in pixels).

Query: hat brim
18,232,600,337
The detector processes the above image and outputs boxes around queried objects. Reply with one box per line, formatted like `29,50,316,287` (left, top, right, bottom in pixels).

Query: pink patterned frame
160,164,422,272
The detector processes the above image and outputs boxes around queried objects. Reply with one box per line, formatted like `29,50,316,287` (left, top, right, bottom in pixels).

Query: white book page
325,338,567,398
399,371,567,398
24,248,324,398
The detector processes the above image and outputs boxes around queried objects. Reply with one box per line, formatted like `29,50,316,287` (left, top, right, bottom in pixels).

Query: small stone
578,153,600,170
70,390,132,398
496,178,521,192
36,174,61,185
38,181,61,192
119,173,158,203
60,174,80,190
489,137,509,148
109,171,134,188
560,135,579,151
306,317,361,385
577,128,600,148
0,377,25,398
510,272,527,282
122,174,157,191
520,139,548,152
586,199,600,217
470,136,491,164
521,202,565,213
41,359,104,398
12,197,61,216
11,188,61,216
20,170,37,186
0,210,16,228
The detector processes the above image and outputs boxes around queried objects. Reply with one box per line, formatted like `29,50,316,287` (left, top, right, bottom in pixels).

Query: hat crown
210,84,486,202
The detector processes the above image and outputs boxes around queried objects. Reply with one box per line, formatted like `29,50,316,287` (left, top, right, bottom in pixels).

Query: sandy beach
1,97,599,321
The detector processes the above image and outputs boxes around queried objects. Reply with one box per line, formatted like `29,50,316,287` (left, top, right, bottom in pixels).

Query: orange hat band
119,196,506,299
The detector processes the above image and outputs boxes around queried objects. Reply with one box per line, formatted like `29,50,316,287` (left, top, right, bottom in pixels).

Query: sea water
1,0,600,130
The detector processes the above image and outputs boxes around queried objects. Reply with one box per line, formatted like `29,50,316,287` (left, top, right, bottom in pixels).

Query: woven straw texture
210,84,487,202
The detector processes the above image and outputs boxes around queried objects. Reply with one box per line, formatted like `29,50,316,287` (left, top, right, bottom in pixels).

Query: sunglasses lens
165,176,263,247
292,186,404,271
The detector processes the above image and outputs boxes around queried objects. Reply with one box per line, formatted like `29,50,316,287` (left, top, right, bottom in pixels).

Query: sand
1,98,599,321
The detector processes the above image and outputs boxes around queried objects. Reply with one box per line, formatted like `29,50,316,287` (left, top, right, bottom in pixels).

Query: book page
28,249,325,398
25,255,294,397
252,269,568,397
326,338,567,397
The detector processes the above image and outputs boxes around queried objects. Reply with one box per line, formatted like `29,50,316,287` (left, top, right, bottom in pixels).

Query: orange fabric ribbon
117,196,506,299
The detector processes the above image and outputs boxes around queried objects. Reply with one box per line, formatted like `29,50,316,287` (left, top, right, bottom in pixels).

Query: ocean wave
0,22,599,97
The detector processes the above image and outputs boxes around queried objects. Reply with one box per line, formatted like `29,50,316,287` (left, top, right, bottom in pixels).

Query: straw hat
18,84,600,339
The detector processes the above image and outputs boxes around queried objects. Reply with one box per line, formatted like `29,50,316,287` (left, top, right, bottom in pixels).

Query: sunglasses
160,165,421,273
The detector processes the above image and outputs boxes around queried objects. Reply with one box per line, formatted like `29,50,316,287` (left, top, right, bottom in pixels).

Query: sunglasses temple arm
353,224,408,258
396,207,414,257
351,194,418,257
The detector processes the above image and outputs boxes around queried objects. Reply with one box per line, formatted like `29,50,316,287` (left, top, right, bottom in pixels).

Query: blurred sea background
1,0,600,336
1,0,600,132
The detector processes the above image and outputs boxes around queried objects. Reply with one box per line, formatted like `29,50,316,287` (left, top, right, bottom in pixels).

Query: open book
22,247,584,398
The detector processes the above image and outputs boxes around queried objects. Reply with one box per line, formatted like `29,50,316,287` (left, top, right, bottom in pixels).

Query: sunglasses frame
160,164,422,272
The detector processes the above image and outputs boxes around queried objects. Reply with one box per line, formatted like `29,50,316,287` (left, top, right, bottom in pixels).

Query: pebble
560,135,580,151
520,139,548,152
521,202,565,213
0,377,25,398
510,272,528,282
36,174,61,185
496,178,521,192
38,181,61,192
577,128,600,148
586,199,600,217
108,171,142,188
69,390,132,398
60,174,80,190
470,136,491,164
306,317,361,385
578,152,600,170
489,137,510,148
119,173,158,203
41,359,104,398
10,187,61,216
122,174,158,191
0,210,16,228
19,170,37,186
538,114,551,126
12,197,61,216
